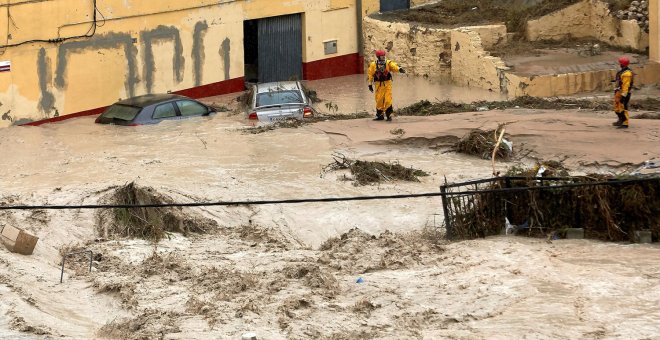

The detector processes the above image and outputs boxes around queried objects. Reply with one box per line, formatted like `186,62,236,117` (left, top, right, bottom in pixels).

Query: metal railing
440,175,659,241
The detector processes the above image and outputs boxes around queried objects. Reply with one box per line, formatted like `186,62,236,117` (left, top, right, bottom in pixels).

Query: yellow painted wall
301,5,358,62
0,0,362,127
651,0,659,62
362,0,380,16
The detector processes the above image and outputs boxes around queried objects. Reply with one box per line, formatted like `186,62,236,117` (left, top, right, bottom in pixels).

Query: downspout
356,0,364,72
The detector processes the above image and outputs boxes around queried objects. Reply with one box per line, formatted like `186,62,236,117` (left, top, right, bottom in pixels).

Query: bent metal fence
440,175,659,242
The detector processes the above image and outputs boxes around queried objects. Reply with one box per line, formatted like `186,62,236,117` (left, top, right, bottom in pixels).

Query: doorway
243,14,303,84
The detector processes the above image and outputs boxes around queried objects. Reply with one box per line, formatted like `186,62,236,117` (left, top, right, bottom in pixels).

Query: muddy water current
1,75,659,339
1,75,505,245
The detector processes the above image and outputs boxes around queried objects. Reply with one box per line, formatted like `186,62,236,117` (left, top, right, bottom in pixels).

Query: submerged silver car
246,81,315,122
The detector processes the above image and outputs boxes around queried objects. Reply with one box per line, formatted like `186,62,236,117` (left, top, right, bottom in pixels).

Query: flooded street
1,75,659,339
304,74,506,114
204,74,507,116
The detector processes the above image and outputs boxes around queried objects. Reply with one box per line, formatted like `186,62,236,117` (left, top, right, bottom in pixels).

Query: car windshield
100,104,141,121
256,90,303,107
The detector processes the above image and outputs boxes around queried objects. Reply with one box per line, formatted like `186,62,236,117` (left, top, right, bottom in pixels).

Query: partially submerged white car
245,81,315,123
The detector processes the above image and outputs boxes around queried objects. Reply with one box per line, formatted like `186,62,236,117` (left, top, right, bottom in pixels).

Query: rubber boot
617,110,629,129
385,106,393,121
373,109,384,121
612,112,624,126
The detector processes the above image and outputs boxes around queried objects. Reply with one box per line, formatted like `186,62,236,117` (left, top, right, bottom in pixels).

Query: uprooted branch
321,153,429,186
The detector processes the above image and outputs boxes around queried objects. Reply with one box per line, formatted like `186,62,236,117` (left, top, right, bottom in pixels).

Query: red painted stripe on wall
21,52,369,127
303,53,364,81
21,77,246,126
22,107,107,126
173,77,245,98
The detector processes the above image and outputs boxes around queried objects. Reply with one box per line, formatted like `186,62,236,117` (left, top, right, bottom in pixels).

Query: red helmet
375,49,386,57
618,56,630,67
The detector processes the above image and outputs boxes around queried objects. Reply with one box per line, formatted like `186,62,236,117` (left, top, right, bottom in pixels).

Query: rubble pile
614,0,650,32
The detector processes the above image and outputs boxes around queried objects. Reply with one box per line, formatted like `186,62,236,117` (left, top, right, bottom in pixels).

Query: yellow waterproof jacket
367,59,401,84
616,67,633,97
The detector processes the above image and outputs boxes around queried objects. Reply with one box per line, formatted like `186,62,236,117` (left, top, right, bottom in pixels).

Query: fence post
440,186,452,240
504,177,513,223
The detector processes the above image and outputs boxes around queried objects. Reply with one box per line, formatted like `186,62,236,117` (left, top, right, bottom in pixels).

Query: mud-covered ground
378,0,631,32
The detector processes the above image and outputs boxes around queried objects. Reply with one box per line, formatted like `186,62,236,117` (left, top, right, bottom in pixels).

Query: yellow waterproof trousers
613,91,630,127
374,80,393,112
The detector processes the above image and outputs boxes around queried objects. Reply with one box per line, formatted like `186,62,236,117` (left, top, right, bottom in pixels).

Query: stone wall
363,16,452,78
526,0,649,51
363,0,658,97
363,18,508,81
506,61,660,97
451,28,509,93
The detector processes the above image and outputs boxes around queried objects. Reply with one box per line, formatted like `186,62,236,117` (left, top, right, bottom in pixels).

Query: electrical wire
0,0,99,49
0,177,655,211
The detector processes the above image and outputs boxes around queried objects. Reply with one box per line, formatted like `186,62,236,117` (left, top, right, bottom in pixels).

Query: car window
152,102,177,119
100,104,141,121
256,90,304,107
176,100,208,116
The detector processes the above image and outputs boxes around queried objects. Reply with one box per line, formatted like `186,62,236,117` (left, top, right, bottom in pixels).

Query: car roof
115,94,190,108
255,81,302,94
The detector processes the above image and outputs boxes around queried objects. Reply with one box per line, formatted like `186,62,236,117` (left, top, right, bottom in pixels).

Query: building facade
1,0,411,127
1,0,653,127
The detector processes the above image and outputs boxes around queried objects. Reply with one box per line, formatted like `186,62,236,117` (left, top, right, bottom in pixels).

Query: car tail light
248,112,257,120
303,107,313,118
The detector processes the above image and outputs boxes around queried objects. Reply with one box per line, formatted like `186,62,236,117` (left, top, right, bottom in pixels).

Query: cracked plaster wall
362,17,507,82
363,16,453,78
450,27,509,93
506,61,660,97
526,0,649,51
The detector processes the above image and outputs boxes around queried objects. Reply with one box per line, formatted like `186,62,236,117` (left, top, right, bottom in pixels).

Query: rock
631,1,640,6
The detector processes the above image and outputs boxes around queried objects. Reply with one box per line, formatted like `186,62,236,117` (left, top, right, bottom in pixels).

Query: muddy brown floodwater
0,75,658,339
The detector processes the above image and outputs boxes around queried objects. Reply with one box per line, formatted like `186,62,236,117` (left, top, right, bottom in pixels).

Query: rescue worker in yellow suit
367,50,405,121
613,56,634,129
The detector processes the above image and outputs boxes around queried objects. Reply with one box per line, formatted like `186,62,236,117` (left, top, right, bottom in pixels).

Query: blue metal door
380,0,410,12
258,14,303,83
